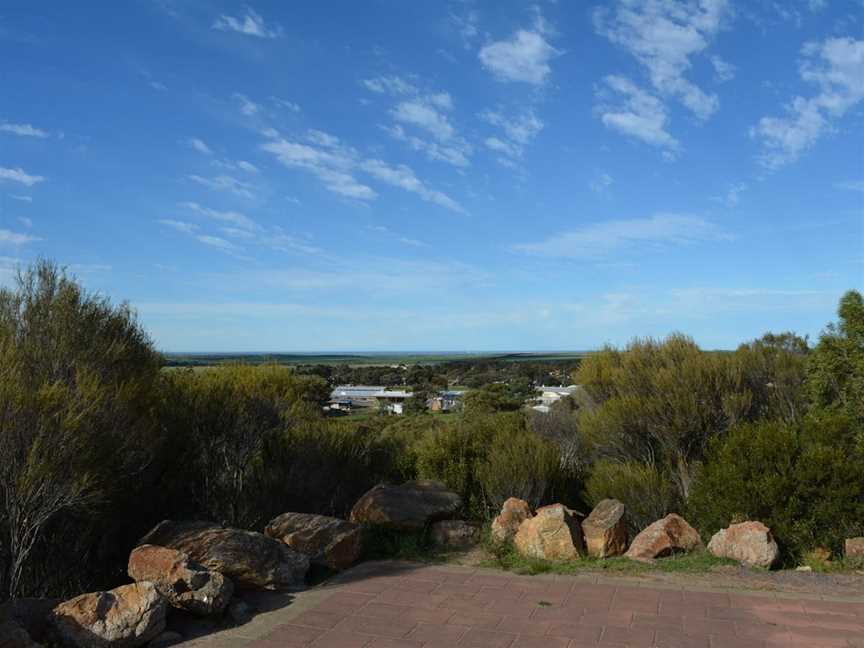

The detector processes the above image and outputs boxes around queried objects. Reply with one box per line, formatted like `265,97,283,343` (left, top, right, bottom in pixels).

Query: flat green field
162,351,591,368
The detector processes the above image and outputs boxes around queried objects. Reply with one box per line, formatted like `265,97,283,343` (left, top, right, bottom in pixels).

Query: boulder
349,480,462,530
490,498,532,544
0,598,59,643
582,499,628,559
625,514,703,562
138,520,309,591
514,504,583,561
845,537,864,559
128,545,233,615
264,513,361,571
0,620,41,648
430,520,480,547
50,582,166,648
707,521,779,568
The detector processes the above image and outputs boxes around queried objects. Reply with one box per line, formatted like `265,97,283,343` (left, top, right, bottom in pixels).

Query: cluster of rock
493,497,783,569
6,479,468,648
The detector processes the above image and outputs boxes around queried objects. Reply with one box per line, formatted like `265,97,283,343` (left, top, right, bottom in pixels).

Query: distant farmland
162,351,592,368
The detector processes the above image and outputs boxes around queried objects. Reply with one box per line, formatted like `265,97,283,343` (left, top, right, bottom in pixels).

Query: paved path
183,561,864,648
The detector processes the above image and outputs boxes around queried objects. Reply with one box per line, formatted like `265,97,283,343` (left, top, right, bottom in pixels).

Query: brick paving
185,561,864,648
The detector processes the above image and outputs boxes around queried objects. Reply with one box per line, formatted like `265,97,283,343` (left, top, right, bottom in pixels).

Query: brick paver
185,561,864,647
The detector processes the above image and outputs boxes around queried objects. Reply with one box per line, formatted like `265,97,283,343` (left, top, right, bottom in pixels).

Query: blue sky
0,0,862,352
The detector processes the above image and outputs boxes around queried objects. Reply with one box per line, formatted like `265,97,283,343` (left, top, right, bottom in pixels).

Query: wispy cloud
751,37,864,168
271,96,301,112
596,75,680,157
513,213,730,259
711,182,748,207
0,121,49,138
595,0,728,121
362,75,417,95
479,108,544,165
158,219,199,235
187,137,213,155
213,7,282,39
187,174,254,199
590,172,614,194
0,166,45,186
836,179,864,192
0,229,39,245
479,26,559,85
361,158,466,214
9,195,32,202
710,55,736,83
233,93,261,117
180,201,257,230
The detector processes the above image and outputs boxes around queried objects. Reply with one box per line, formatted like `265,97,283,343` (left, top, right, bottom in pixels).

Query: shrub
0,261,162,598
688,414,864,564
584,461,681,534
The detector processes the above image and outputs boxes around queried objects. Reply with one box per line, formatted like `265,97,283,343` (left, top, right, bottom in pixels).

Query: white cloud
596,75,680,155
449,9,479,49
10,195,32,202
306,129,341,148
234,93,261,116
187,174,255,199
590,172,614,193
479,108,544,163
271,97,301,112
479,29,559,85
180,201,258,230
360,159,466,214
392,99,456,141
752,37,864,168
187,137,213,155
513,213,730,258
595,0,729,121
213,8,282,38
0,229,38,245
236,160,258,173
0,121,49,138
712,182,748,207
18,216,33,228
0,167,44,186
710,55,736,82
382,125,471,168
158,219,199,235
196,234,237,250
836,179,864,192
361,75,418,95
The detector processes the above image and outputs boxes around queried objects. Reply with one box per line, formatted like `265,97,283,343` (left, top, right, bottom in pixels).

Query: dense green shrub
415,412,568,518
688,414,864,564
0,261,162,598
584,461,681,534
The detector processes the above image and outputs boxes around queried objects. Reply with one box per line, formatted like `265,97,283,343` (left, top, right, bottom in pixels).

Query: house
327,385,414,414
428,390,465,412
531,385,592,413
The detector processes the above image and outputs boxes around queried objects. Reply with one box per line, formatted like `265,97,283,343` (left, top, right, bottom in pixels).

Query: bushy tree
0,261,161,597
462,383,524,416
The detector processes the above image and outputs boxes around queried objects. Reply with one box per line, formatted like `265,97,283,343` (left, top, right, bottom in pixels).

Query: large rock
128,545,233,615
0,620,40,648
264,513,362,571
50,582,166,648
0,598,59,644
138,520,309,591
430,520,480,547
626,514,702,562
349,480,462,530
707,521,779,568
514,504,583,561
490,498,532,544
582,499,628,559
846,537,864,559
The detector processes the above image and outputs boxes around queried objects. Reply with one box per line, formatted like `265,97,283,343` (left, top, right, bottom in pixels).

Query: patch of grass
799,554,864,574
360,524,469,563
480,538,737,576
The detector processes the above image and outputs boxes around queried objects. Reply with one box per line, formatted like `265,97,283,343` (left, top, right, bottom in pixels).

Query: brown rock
514,503,583,561
582,499,628,559
128,545,233,615
50,582,166,648
707,521,779,568
264,513,362,571
490,498,532,544
349,480,462,530
0,620,41,648
625,514,702,562
845,537,864,559
430,520,480,547
138,520,309,591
